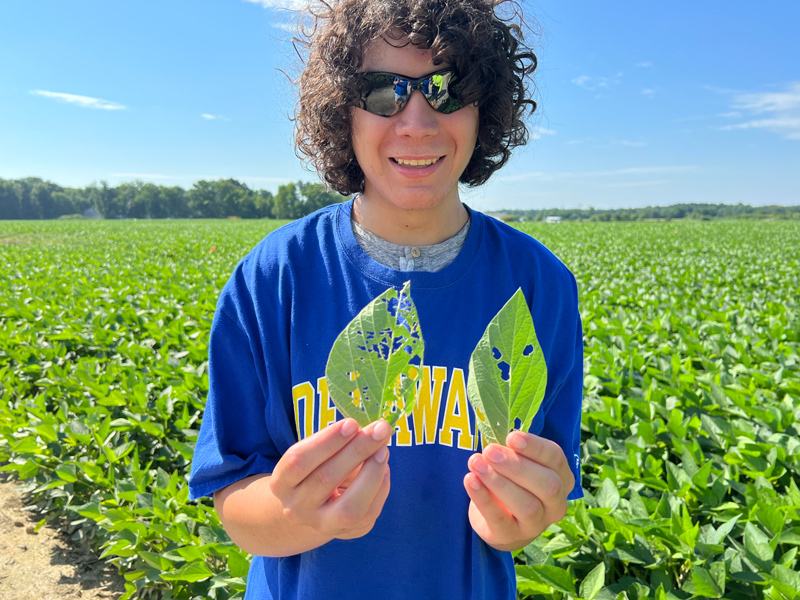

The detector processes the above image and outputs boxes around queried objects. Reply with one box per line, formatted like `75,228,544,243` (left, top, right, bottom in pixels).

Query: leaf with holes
326,281,424,427
467,288,547,446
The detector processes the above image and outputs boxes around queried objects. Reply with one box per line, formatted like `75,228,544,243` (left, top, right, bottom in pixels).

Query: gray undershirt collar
350,213,471,273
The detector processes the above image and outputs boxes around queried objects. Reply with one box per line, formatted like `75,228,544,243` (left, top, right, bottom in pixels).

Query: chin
386,187,455,212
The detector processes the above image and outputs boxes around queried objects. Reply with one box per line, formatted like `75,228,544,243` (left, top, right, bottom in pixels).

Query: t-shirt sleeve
532,265,584,501
188,305,282,501
538,317,584,500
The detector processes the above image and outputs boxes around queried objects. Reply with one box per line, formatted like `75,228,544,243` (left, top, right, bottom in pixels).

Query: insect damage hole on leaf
467,288,547,446
325,281,425,427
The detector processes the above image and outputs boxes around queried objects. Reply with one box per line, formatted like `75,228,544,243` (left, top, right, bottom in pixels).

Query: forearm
214,473,333,557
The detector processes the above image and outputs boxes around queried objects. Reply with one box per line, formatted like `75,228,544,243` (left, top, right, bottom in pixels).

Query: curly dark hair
293,0,538,195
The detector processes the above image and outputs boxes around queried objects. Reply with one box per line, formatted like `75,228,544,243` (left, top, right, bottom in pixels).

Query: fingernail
472,456,489,474
372,419,391,440
466,474,482,491
341,419,358,437
374,447,389,464
486,447,505,464
508,433,527,451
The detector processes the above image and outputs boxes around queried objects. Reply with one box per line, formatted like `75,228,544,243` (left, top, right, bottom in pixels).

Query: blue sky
1,0,798,211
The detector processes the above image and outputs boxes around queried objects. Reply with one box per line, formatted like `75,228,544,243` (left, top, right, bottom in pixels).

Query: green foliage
513,220,800,600
326,281,424,427
0,219,287,599
467,288,547,446
1,219,799,600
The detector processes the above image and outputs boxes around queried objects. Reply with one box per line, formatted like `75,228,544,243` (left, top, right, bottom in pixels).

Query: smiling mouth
391,157,443,167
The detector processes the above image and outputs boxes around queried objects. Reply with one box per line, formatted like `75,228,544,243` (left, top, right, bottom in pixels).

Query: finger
321,446,390,527
469,453,546,528
271,418,360,493
335,463,363,494
463,471,514,531
483,443,567,509
323,458,391,536
297,419,393,508
507,432,572,484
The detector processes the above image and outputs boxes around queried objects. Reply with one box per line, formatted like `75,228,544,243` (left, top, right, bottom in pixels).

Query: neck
351,195,469,246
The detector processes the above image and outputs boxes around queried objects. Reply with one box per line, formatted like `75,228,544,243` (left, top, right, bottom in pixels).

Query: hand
463,431,574,552
269,418,393,540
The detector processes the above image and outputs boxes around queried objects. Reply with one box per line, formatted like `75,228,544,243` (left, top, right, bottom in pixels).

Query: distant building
544,216,562,223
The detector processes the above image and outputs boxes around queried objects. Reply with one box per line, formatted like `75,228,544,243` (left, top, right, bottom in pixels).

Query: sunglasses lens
362,73,402,117
361,70,463,117
427,71,463,114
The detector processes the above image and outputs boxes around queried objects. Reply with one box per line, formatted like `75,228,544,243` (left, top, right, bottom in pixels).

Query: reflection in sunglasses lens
361,70,462,117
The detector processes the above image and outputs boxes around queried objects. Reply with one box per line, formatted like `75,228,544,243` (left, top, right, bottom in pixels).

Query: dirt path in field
0,476,125,599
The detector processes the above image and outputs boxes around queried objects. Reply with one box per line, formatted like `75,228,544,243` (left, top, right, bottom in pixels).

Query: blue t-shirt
189,200,584,600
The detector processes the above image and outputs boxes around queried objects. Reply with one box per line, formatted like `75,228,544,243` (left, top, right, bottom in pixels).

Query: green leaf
467,288,547,446
691,562,726,598
772,565,800,599
325,281,424,427
227,550,250,578
159,560,214,582
532,565,576,595
745,522,775,571
596,478,620,511
579,562,606,600
54,463,78,482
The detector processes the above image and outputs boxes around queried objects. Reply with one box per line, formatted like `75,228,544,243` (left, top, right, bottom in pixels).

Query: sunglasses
357,69,464,117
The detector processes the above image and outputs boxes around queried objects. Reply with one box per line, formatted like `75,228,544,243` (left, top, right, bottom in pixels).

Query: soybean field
1,218,799,600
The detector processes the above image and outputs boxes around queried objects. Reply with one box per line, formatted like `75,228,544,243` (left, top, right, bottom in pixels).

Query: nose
394,90,438,138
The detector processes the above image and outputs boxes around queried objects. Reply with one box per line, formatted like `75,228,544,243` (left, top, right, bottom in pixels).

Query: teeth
395,157,440,167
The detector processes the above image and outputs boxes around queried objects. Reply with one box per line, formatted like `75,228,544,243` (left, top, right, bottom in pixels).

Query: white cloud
719,82,800,140
571,73,623,92
30,90,126,110
571,75,591,87
720,118,800,139
532,127,556,140
201,113,230,121
243,0,307,8
734,83,800,114
636,62,653,68
642,88,655,96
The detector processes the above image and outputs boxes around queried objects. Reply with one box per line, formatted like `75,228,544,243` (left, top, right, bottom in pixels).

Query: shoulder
474,210,576,292
245,202,346,270
217,201,348,317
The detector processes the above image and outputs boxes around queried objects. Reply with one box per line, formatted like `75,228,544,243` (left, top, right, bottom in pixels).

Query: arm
214,418,393,557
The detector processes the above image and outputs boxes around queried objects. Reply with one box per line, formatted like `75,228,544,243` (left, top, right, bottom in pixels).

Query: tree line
0,177,347,220
2,176,797,221
502,203,800,222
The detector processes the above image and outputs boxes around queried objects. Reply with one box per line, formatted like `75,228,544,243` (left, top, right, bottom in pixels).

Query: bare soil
0,476,126,600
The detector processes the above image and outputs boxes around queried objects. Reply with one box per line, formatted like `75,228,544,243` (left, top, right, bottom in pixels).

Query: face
350,36,479,215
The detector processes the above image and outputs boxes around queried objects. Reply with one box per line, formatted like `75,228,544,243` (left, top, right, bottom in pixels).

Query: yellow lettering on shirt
291,381,315,440
317,377,337,431
394,411,413,446
439,368,474,450
412,366,447,444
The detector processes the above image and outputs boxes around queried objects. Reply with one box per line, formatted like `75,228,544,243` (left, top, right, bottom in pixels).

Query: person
188,1,584,598
393,75,409,114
